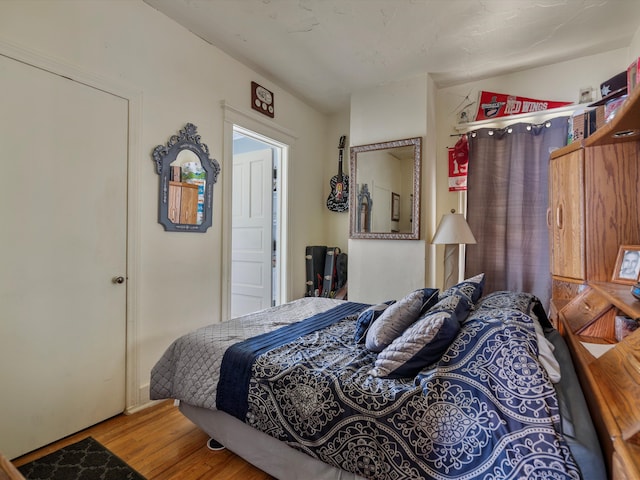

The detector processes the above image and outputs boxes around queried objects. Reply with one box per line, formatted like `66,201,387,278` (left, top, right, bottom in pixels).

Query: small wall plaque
251,81,274,118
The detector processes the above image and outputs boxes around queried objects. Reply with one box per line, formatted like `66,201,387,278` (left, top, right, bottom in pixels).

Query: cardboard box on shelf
595,105,605,130
572,111,585,142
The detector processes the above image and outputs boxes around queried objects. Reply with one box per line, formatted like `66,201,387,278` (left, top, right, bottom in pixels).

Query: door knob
112,276,125,284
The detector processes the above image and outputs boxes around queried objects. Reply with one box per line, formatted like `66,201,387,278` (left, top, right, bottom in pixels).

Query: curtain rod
453,102,589,134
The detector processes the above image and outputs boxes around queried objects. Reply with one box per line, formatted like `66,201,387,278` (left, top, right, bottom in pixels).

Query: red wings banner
475,91,573,121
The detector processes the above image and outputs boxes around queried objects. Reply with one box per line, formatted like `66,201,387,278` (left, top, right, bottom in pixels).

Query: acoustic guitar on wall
326,135,349,212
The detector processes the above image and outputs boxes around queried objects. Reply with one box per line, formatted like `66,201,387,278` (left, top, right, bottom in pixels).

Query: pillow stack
365,274,485,378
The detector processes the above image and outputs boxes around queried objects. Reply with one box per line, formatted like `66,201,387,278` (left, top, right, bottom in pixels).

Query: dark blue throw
216,301,368,420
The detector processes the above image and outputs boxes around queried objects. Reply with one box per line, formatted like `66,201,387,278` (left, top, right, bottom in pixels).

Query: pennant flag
475,91,573,121
448,135,468,192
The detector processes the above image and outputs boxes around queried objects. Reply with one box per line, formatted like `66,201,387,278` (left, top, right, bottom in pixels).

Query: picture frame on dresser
612,245,640,285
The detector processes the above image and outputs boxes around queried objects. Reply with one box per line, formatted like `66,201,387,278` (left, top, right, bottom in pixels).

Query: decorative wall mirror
153,123,220,232
349,137,421,240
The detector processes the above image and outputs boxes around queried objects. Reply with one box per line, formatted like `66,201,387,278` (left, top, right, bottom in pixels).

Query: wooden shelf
551,78,640,480
590,282,640,319
561,310,640,479
550,140,582,159
586,85,640,147
591,332,640,441
551,84,640,159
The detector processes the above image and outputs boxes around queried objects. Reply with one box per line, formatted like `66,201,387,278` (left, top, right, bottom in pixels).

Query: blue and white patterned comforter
151,293,582,479
223,293,581,479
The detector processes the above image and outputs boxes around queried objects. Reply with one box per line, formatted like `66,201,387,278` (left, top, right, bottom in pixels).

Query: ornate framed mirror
152,123,220,232
349,137,421,240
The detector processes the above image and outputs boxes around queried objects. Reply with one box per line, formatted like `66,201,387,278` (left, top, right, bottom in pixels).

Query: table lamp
432,209,477,289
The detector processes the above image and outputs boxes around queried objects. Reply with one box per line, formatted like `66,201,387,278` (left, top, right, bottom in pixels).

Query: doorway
231,126,283,318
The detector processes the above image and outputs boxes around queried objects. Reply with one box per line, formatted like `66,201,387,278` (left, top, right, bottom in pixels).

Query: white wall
348,75,435,303
0,0,331,407
629,24,640,61
345,45,635,297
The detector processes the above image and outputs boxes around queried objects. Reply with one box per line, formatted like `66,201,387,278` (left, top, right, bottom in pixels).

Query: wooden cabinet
549,142,640,284
550,84,640,480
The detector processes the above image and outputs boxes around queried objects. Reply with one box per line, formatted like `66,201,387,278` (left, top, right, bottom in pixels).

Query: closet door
0,54,128,459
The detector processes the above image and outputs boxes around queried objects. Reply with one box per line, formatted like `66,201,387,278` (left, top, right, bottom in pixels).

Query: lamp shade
432,210,477,245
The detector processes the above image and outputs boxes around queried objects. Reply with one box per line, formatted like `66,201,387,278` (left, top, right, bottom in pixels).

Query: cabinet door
584,144,640,280
550,149,585,279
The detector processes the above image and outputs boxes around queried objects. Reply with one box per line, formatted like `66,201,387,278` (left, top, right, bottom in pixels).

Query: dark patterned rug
17,437,146,480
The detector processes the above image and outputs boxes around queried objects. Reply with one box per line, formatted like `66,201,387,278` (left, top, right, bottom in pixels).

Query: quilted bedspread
230,293,582,479
150,297,347,409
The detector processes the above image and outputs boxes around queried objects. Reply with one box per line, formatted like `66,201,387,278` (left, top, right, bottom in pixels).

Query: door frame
221,101,296,321
0,39,143,412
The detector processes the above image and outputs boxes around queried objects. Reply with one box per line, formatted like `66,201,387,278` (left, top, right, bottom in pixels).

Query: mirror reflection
168,150,206,225
153,123,220,233
349,137,421,240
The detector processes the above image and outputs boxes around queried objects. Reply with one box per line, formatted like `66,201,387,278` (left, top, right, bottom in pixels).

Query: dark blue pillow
353,301,395,344
418,287,440,315
439,273,485,304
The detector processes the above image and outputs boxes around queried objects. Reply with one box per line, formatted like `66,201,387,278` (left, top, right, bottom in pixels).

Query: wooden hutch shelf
590,282,640,319
550,80,640,480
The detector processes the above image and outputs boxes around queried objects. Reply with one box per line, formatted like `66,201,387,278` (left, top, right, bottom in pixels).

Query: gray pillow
369,294,471,378
365,289,438,352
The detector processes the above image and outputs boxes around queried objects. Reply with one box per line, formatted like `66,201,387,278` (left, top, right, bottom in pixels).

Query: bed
150,274,606,480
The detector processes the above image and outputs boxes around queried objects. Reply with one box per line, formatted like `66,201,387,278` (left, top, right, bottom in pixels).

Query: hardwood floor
11,400,275,479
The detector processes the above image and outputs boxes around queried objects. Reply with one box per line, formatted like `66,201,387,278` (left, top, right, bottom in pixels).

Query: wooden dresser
549,85,640,479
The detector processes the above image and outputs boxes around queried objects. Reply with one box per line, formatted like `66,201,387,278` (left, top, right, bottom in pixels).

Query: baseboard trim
125,399,165,415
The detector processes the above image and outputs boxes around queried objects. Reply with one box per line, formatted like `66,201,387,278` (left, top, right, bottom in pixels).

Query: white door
0,54,128,459
231,148,273,317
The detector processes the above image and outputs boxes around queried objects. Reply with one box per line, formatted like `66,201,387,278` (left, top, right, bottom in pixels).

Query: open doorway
231,126,283,318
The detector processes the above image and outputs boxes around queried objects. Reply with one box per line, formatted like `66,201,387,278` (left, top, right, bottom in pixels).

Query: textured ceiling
144,0,640,114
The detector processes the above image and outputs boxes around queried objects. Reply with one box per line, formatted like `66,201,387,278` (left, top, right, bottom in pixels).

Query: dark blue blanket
216,301,368,420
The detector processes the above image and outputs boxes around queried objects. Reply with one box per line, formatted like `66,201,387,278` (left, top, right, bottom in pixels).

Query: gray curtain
465,116,568,310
